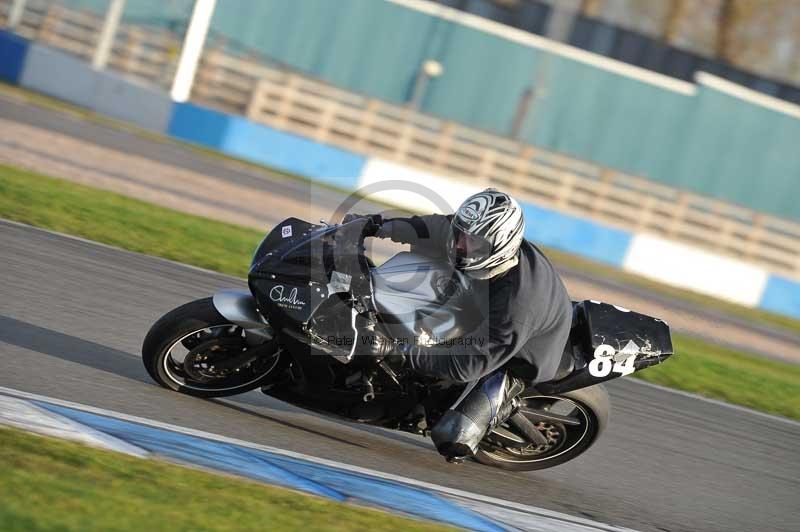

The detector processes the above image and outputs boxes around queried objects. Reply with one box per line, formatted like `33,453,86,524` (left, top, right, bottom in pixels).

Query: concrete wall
623,234,769,307
92,69,173,132
20,43,96,108
18,43,171,132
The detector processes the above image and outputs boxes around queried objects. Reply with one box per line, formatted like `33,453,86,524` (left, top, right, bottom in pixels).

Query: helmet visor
447,225,493,269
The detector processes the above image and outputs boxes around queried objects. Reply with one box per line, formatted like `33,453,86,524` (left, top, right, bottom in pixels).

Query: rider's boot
430,370,525,461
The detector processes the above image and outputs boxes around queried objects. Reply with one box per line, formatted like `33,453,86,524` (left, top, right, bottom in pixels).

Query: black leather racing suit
376,214,573,384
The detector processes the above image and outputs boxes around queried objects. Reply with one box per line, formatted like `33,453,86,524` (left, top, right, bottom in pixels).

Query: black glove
361,329,407,363
342,213,383,238
341,213,364,224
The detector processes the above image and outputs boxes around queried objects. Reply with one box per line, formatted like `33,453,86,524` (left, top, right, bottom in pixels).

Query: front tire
474,385,610,471
142,298,282,398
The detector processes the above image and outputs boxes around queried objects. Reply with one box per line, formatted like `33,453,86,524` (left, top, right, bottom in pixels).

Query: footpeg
361,375,375,402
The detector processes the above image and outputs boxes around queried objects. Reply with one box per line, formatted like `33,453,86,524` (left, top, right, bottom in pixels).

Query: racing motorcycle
142,217,674,471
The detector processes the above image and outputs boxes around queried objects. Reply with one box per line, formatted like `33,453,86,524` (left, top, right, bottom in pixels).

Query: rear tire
474,384,610,471
142,298,281,398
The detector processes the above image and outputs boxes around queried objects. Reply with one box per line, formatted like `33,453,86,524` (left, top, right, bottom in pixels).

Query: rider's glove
342,213,383,237
363,330,395,358
365,331,408,365
384,341,416,374
341,213,364,224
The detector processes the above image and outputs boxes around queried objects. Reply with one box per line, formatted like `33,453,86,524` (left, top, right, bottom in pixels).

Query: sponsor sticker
269,285,306,310
281,225,292,238
327,271,352,294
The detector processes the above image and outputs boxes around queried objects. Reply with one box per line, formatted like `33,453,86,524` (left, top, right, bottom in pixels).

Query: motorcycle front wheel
474,385,609,471
142,298,283,398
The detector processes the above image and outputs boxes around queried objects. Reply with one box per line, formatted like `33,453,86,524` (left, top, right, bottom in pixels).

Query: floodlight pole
511,0,581,139
92,0,126,70
409,59,443,110
170,0,217,102
7,0,28,30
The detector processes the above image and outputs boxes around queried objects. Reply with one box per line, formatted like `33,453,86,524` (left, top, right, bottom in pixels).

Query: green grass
2,80,798,337
634,334,800,420
0,427,450,532
0,163,263,278
1,165,799,419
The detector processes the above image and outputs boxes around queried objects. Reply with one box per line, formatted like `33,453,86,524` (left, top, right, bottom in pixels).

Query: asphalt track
1,221,798,532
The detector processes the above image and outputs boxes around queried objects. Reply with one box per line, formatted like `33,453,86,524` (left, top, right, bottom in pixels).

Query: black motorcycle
142,217,673,471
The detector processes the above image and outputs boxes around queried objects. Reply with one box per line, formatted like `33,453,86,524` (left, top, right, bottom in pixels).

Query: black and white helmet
447,189,525,275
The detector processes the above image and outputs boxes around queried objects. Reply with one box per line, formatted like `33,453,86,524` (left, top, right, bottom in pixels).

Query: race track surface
1,221,797,532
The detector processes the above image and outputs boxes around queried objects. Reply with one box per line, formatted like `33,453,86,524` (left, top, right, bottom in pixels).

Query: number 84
588,344,636,378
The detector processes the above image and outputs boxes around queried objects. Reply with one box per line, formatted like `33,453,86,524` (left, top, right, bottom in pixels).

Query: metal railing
3,0,799,278
1,0,180,87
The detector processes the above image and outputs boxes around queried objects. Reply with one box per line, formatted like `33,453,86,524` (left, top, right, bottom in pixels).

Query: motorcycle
142,217,673,471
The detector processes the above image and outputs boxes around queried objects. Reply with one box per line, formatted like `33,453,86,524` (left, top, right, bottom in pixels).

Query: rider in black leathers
355,189,573,460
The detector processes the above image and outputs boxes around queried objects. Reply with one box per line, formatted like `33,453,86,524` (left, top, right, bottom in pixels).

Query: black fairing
248,218,371,326
538,301,674,394
579,301,673,356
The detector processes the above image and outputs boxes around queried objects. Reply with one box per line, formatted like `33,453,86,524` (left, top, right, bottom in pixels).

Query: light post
409,59,444,111
92,0,126,70
170,0,217,102
6,0,27,30
511,0,581,139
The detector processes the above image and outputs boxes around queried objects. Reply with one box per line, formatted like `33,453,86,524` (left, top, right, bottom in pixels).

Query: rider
352,189,573,461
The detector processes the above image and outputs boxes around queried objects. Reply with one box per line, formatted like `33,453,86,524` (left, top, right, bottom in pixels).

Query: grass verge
633,335,800,420
2,80,798,337
0,163,263,278
0,427,450,532
1,165,798,420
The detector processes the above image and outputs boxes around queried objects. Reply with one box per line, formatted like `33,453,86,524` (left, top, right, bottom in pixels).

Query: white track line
0,395,148,457
0,386,637,532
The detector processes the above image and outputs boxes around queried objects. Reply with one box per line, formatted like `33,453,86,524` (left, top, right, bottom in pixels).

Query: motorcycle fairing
372,252,486,343
248,218,371,326
579,300,673,360
538,301,674,394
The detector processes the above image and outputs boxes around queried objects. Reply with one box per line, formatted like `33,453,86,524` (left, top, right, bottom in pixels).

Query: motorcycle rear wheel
142,298,282,398
474,385,609,471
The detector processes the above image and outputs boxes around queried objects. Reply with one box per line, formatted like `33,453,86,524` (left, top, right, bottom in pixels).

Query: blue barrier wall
168,103,365,190
0,29,29,83
520,202,632,267
759,275,800,319
168,102,230,147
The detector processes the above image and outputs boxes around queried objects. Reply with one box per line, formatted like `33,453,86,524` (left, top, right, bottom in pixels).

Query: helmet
447,189,525,275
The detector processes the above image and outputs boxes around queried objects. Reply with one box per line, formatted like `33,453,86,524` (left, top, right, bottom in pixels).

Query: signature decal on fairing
588,343,637,378
269,285,306,309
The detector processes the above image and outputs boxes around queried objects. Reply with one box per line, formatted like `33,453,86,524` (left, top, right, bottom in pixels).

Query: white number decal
588,345,615,377
614,353,637,376
588,344,637,378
